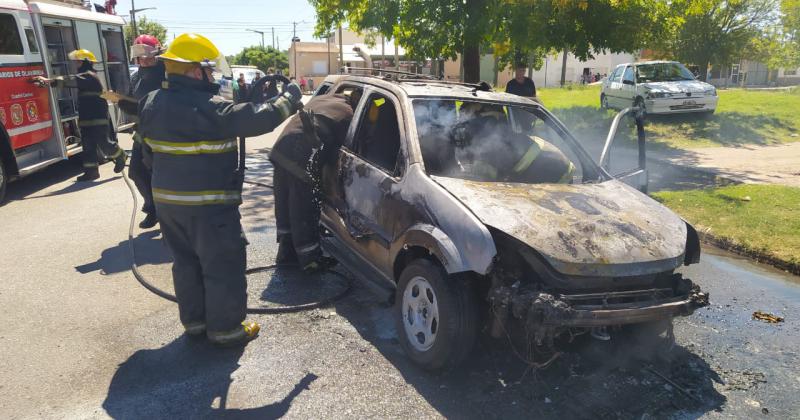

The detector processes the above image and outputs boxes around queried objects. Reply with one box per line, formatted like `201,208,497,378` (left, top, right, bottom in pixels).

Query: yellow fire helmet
158,33,230,73
67,49,98,62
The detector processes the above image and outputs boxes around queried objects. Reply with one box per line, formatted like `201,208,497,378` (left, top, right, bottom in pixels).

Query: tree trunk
698,59,709,82
560,49,569,86
463,43,481,83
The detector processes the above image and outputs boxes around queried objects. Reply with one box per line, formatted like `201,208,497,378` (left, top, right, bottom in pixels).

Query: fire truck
0,0,131,203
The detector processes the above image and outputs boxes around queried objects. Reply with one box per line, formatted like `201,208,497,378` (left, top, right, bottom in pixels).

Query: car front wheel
600,93,609,109
395,258,477,370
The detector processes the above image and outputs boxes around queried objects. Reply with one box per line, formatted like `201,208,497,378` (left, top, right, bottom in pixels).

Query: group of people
36,33,351,347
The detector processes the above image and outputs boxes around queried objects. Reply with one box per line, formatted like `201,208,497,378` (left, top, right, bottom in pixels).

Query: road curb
696,229,800,276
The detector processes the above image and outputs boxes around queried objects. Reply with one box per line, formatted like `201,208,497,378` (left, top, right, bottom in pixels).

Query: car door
323,86,406,276
604,66,624,108
619,65,637,108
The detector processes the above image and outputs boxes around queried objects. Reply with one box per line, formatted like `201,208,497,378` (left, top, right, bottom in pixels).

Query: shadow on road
331,280,726,419
4,158,84,203
102,335,317,419
75,230,171,275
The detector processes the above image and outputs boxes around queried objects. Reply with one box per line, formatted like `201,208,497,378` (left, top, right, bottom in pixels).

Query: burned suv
313,73,708,370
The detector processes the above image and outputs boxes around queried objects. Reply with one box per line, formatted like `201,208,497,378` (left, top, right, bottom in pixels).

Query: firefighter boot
139,213,158,229
275,235,299,266
208,321,260,347
76,167,100,182
302,256,338,274
113,152,127,173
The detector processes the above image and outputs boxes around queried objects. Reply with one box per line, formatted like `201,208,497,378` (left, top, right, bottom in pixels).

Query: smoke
413,99,534,180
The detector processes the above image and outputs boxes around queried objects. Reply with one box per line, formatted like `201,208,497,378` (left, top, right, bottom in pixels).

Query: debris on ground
752,311,784,324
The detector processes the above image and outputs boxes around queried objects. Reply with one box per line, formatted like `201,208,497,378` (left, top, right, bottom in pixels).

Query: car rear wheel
395,258,477,370
600,93,609,109
0,158,7,205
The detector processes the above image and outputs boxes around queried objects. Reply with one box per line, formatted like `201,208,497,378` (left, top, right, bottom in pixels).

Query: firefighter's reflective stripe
152,188,242,206
79,118,108,127
558,162,576,184
83,162,99,168
79,91,101,97
512,137,544,173
296,242,320,255
145,138,237,155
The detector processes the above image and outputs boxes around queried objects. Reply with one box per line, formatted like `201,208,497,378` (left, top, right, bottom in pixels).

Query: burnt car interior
350,93,402,176
413,99,596,184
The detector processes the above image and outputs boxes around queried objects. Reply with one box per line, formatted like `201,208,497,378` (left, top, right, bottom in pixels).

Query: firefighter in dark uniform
137,33,302,346
117,35,166,229
36,49,126,181
269,94,354,272
454,102,575,183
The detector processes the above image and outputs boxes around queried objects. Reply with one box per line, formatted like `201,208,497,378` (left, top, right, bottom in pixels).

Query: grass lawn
653,184,800,265
537,85,800,150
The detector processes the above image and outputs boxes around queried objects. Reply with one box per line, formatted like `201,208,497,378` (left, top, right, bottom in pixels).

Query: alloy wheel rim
402,276,440,351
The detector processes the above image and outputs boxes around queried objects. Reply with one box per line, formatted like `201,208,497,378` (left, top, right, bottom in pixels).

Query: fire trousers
128,141,156,216
273,164,322,266
79,124,123,169
157,206,248,334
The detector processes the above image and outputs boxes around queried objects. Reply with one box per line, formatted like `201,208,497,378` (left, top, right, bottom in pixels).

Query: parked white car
601,61,718,115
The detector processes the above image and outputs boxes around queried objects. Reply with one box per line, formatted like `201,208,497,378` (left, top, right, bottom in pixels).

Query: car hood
432,177,688,277
641,80,712,94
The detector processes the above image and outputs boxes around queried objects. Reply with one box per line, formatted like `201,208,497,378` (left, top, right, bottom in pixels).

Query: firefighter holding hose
137,33,302,346
35,49,126,181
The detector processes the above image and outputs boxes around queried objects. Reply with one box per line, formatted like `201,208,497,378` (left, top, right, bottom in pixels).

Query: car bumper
489,279,709,330
645,96,718,114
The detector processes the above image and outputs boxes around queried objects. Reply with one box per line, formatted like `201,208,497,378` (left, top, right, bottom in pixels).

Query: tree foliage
311,0,666,82
228,46,289,73
123,17,167,50
651,0,777,79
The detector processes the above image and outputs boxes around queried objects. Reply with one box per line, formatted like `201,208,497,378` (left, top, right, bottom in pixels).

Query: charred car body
312,72,708,370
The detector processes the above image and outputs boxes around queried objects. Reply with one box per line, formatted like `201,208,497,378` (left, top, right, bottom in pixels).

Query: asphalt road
1,124,798,419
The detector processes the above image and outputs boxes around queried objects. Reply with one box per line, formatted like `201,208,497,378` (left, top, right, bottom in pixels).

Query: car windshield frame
635,62,696,83
409,97,607,184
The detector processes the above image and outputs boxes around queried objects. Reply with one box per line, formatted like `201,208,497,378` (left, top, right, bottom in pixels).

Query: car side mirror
598,107,648,193
622,79,635,86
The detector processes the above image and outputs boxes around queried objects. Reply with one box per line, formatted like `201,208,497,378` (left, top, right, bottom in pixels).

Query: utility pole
338,25,343,71
130,0,137,38
129,1,156,39
271,27,276,71
247,29,265,48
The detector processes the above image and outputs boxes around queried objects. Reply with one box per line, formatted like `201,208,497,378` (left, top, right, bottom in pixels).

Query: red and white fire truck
0,0,131,203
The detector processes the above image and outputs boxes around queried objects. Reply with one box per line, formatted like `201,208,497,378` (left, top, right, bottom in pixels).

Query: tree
229,46,289,74
311,0,665,83
651,0,777,80
123,17,167,51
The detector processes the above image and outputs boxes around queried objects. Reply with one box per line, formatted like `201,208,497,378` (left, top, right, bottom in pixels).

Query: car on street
601,61,718,115
231,65,265,85
313,72,709,370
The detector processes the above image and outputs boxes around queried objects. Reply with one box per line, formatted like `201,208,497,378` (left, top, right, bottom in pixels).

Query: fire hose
122,74,351,313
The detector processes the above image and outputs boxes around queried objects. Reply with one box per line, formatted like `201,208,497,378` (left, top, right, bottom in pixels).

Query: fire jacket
54,71,108,129
119,61,166,118
138,74,296,213
269,94,353,183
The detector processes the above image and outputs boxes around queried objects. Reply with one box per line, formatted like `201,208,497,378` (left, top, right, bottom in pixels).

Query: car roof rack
338,67,485,89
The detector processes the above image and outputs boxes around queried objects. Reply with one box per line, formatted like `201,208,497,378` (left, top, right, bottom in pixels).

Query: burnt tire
394,258,477,371
0,158,7,205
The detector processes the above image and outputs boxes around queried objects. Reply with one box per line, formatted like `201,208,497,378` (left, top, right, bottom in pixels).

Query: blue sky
114,0,324,55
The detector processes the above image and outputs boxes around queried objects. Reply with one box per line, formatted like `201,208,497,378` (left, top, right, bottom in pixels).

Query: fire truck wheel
0,158,7,205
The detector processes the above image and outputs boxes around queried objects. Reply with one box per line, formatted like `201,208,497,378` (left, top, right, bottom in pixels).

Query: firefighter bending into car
270,94,354,272
137,33,302,346
116,35,166,229
35,49,126,181
452,102,575,183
